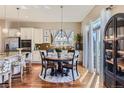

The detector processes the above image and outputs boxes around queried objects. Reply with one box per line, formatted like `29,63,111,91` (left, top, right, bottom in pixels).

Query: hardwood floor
12,64,101,88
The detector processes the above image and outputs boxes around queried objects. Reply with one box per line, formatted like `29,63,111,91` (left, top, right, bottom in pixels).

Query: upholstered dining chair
0,60,11,88
40,51,56,79
46,49,54,56
25,53,32,73
62,50,79,81
8,55,24,82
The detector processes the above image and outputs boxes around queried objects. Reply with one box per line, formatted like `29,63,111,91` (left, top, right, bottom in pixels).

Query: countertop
0,52,30,60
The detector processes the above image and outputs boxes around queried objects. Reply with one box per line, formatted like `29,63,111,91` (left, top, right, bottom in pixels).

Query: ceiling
0,5,94,22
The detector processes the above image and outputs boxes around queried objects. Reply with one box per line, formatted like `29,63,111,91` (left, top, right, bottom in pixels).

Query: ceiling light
16,7,21,37
2,5,8,34
3,28,8,34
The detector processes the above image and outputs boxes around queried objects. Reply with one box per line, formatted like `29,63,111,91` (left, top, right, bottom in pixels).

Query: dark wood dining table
45,56,73,76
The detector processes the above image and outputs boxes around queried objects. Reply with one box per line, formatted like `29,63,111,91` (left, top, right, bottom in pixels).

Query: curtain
83,8,112,74
83,25,90,69
99,8,112,83
89,22,95,72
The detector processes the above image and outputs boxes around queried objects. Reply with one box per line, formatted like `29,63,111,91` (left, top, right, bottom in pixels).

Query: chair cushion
0,72,9,84
11,61,20,66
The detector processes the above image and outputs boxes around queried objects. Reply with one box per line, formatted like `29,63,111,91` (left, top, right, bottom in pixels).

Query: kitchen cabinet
32,50,46,63
32,50,41,63
21,28,33,40
43,29,51,43
33,28,43,44
8,29,19,37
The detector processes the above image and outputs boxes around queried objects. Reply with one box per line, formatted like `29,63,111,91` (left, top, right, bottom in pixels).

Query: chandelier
58,6,67,41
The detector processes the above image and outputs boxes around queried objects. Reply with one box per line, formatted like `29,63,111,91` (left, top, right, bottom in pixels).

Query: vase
57,52,61,58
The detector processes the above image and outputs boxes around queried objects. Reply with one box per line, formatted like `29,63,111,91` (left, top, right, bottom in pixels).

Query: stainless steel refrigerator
5,37,20,51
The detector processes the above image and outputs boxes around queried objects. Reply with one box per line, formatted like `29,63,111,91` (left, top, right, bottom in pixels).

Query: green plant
74,33,82,42
55,48,62,52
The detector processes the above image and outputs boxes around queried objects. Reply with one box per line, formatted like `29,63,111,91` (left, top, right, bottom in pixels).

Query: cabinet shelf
118,51,124,55
106,59,124,70
106,60,113,64
106,49,113,52
104,38,114,41
104,35,124,41
116,35,124,40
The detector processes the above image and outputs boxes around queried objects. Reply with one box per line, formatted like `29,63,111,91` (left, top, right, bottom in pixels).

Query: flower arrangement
55,48,62,53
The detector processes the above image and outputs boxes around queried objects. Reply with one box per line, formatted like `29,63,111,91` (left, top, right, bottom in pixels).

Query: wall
0,20,5,52
9,22,81,34
81,5,107,29
82,5,124,29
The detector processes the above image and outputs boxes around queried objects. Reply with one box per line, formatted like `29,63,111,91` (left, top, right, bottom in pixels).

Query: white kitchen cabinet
8,29,19,37
32,50,41,63
43,29,51,43
33,29,43,44
21,28,33,40
32,50,46,63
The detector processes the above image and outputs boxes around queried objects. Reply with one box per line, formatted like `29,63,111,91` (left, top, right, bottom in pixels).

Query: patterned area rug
39,69,80,83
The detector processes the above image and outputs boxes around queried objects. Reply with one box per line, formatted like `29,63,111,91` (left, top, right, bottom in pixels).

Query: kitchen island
0,51,30,60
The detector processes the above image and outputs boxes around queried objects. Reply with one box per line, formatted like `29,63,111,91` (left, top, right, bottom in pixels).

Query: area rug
39,69,80,83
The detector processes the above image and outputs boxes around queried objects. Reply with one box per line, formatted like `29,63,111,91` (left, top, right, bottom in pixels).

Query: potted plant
74,33,82,50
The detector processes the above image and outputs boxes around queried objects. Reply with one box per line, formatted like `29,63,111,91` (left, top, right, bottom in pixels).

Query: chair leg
44,68,47,79
76,65,79,76
9,73,12,88
61,67,63,77
41,67,43,76
72,69,75,81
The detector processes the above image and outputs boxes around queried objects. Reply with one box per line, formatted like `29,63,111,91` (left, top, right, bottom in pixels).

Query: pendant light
60,5,63,36
2,5,9,34
59,6,67,41
16,7,21,37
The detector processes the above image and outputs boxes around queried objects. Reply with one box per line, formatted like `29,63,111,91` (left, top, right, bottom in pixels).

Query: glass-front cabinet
104,13,124,88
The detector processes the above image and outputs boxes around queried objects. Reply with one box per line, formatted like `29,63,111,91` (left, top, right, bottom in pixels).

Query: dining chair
62,50,79,81
46,49,54,56
0,60,11,88
25,53,32,73
9,55,24,82
40,51,56,79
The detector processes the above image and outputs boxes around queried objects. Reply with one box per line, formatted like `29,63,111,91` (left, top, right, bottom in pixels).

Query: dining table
45,53,73,76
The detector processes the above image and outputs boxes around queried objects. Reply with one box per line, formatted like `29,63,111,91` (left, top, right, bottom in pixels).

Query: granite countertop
0,52,30,60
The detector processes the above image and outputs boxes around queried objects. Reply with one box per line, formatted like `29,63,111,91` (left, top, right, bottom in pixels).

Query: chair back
68,50,79,66
0,60,11,84
40,51,47,65
46,49,54,56
67,50,75,66
8,55,21,75
74,50,79,64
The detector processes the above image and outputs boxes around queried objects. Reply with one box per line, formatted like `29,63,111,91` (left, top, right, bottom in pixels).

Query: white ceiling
0,5,94,22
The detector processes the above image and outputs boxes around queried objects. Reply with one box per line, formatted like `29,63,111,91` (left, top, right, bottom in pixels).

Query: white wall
0,26,2,52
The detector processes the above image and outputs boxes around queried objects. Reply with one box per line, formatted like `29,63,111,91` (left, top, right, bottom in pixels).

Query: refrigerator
5,37,20,51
